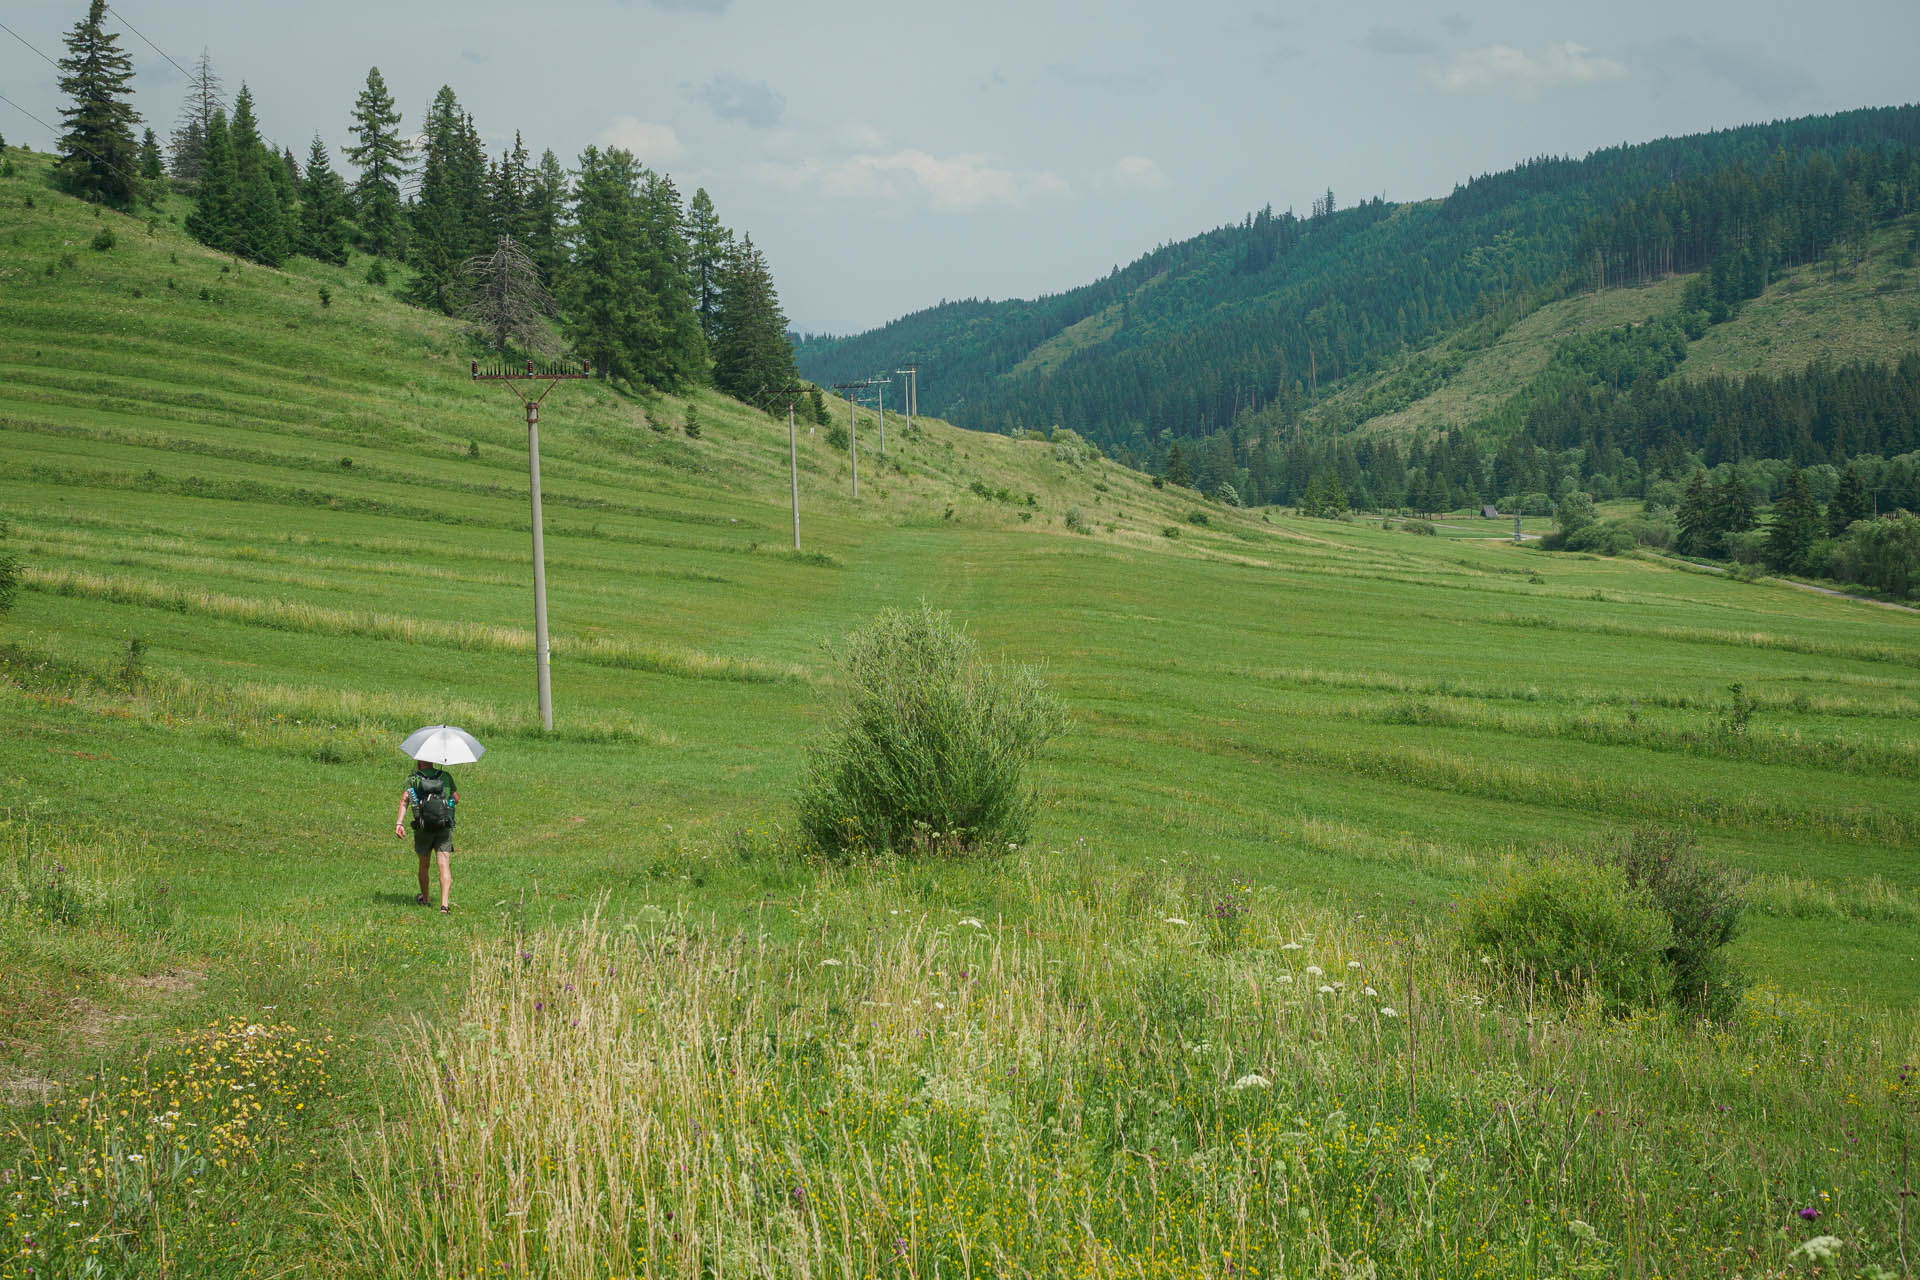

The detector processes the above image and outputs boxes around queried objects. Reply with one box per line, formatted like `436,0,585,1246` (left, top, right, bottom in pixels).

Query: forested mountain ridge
795,105,1920,471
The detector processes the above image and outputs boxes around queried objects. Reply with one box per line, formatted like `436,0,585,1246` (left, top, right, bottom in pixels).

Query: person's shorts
412,823,454,856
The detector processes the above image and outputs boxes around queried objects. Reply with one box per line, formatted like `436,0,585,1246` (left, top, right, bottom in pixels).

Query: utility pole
763,382,807,550
471,357,591,732
869,375,892,455
833,381,866,498
898,362,918,423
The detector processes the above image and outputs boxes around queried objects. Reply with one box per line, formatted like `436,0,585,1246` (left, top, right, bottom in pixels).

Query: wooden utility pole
471,358,591,732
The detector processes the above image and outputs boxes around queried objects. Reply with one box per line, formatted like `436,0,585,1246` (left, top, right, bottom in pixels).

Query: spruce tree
638,170,706,389
1676,471,1715,556
186,109,238,253
688,187,732,345
489,132,531,244
561,146,651,384
1764,468,1821,574
1827,466,1870,535
228,85,289,265
55,0,141,207
1711,472,1755,544
407,87,471,311
1163,441,1192,487
346,67,411,259
524,149,568,286
711,234,795,402
298,136,351,265
169,50,221,190
138,127,163,202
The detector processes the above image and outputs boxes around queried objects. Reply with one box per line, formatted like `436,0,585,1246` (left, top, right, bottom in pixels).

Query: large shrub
1609,827,1748,1020
795,604,1066,857
1459,857,1673,1014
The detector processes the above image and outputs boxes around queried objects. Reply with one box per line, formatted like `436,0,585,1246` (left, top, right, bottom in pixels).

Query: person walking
392,725,485,915
397,758,458,912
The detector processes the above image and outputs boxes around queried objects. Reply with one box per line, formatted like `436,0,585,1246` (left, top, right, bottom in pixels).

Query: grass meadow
1,148,1918,1277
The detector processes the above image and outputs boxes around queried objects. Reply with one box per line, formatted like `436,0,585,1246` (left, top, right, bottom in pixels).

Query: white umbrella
399,725,486,765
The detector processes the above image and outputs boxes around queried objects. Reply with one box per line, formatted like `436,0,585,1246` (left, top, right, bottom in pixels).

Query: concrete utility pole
765,382,807,550
833,382,866,498
869,375,892,455
898,363,918,424
472,358,592,732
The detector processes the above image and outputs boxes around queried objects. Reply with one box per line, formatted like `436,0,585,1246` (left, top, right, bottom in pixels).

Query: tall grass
346,862,1918,1279
22,568,806,684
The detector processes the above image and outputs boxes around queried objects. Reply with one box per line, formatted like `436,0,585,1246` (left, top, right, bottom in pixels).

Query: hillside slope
797,106,1920,463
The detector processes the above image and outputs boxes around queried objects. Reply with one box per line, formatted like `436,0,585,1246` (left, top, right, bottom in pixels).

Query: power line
0,19,59,70
103,5,194,82
0,91,59,137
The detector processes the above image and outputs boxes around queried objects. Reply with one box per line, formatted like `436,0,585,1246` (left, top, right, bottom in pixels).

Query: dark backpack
413,772,453,828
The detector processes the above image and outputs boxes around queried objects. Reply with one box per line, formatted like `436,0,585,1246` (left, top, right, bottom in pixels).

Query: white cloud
757,148,1067,211
840,123,888,151
1111,155,1165,190
1433,42,1626,96
594,116,685,162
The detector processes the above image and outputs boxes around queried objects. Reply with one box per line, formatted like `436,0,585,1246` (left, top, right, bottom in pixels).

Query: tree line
48,4,799,405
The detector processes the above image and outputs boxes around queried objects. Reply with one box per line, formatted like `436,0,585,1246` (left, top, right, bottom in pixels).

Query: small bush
1459,857,1673,1014
1185,510,1210,526
1161,525,1180,539
795,603,1066,858
364,259,388,285
825,422,849,451
90,227,116,252
118,634,147,689
1607,827,1748,1020
318,285,331,307
682,404,701,439
1402,518,1436,536
1063,506,1089,534
467,439,480,459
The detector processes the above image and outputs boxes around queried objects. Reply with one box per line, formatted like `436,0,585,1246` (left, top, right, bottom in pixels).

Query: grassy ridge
2,147,1918,1277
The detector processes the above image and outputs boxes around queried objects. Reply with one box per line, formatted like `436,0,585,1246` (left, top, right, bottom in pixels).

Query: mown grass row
0,640,676,761
22,568,808,685
1489,609,1920,670
341,860,1917,1279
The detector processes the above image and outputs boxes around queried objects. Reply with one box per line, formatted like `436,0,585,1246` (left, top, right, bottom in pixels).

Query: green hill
3,143,1919,1279
797,105,1920,504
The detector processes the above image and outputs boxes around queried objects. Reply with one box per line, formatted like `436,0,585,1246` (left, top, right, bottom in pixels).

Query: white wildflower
1280,941,1303,951
957,917,985,929
1231,1073,1272,1091
820,958,842,967
1277,974,1294,984
1790,1237,1841,1263
1317,985,1336,995
1164,916,1190,926
1305,965,1324,976
1380,1007,1399,1018
1363,986,1378,997
1347,960,1363,970
933,1001,946,1010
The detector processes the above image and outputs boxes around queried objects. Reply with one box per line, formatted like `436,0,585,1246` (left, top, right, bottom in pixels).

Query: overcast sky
4,1,1916,334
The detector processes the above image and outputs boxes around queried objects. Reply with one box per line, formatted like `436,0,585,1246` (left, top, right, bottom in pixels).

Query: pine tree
688,187,732,345
711,234,796,402
346,67,411,259
1827,465,1870,535
1711,473,1755,541
55,0,141,207
298,136,351,265
186,108,238,252
1764,468,1821,573
168,50,221,190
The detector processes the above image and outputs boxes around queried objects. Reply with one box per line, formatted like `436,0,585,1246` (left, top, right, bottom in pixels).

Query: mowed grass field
3,150,1919,1277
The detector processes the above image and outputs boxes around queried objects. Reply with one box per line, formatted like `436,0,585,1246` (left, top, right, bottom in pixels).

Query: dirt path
1641,552,1919,613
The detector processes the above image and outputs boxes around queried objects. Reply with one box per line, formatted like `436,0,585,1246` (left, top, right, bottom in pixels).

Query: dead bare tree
460,234,557,355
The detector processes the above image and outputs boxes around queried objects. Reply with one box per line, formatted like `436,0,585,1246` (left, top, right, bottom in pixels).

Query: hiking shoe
415,893,427,906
